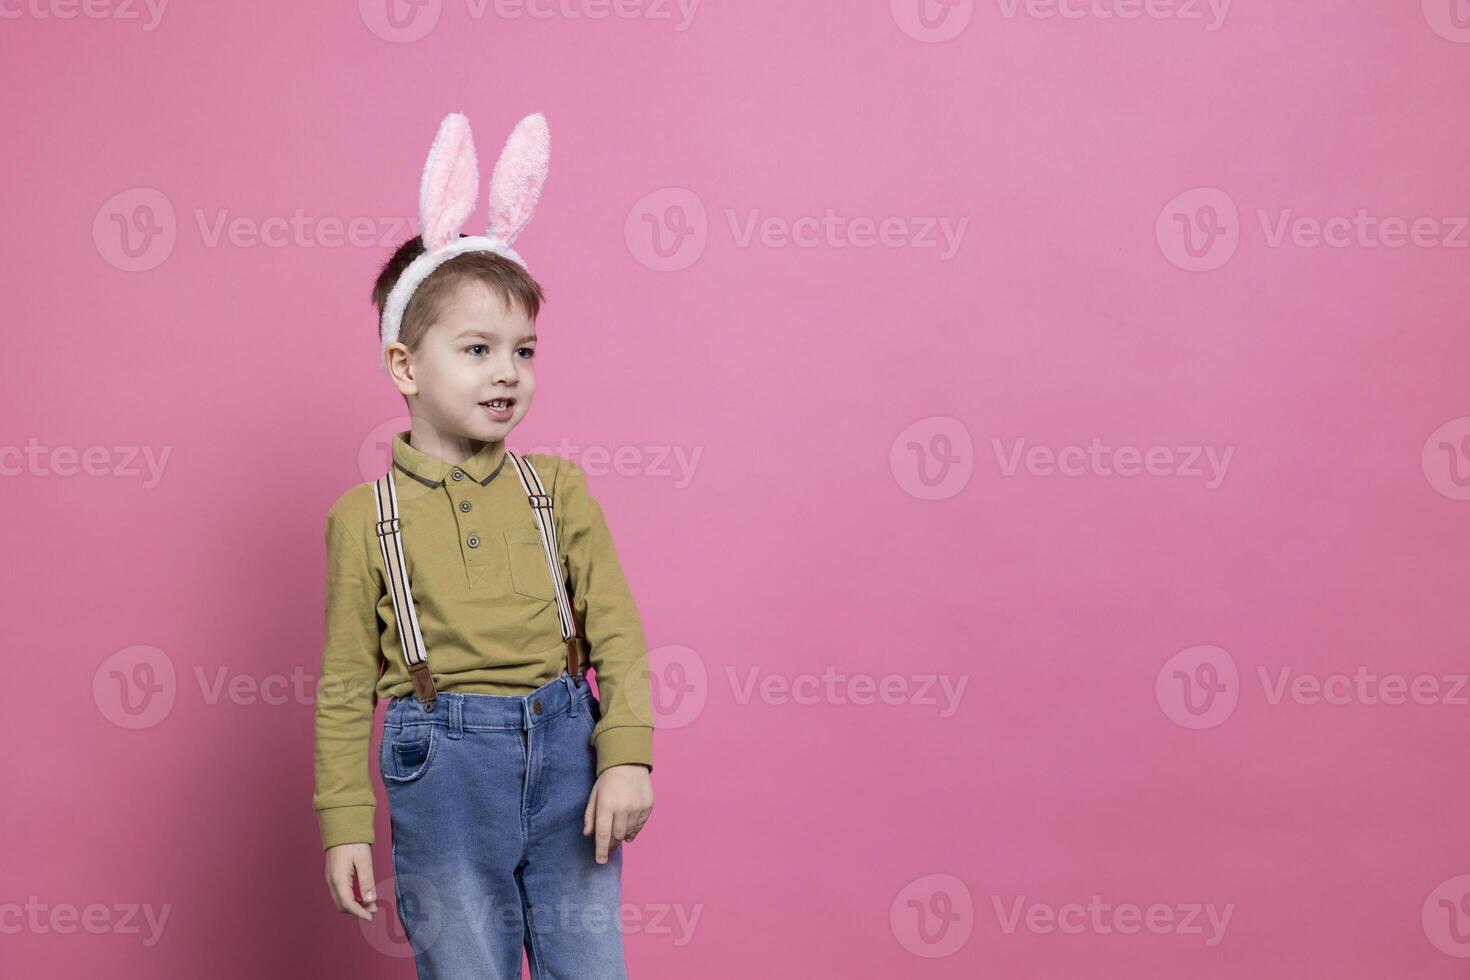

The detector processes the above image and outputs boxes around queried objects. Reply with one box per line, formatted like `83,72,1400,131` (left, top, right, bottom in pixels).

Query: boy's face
391,280,536,444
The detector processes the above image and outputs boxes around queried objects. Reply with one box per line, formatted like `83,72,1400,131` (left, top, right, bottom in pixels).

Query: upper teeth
487,400,509,408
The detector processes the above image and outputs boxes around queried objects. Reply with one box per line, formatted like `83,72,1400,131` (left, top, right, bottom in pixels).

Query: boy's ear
384,344,419,396
487,112,550,248
419,112,480,252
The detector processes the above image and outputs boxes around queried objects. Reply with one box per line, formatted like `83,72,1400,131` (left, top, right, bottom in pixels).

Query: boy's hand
325,843,378,921
583,764,654,864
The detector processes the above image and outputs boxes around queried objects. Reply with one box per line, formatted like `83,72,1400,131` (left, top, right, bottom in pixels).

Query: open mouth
480,397,516,420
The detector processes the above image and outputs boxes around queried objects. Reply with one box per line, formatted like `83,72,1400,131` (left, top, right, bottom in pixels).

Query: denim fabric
381,672,627,979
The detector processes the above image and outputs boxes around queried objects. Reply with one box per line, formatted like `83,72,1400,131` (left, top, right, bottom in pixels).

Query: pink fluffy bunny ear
486,112,550,247
419,112,480,251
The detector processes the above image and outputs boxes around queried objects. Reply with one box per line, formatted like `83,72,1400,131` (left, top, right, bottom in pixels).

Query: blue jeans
381,673,628,979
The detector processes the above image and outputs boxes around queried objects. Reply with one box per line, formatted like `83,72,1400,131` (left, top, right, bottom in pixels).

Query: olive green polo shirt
312,430,655,850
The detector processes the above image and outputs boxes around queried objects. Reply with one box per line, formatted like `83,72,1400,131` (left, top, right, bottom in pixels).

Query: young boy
313,112,654,979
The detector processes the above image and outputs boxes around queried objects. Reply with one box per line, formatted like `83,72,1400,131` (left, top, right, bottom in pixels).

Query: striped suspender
372,470,435,705
504,451,584,659
372,451,588,711
504,450,589,682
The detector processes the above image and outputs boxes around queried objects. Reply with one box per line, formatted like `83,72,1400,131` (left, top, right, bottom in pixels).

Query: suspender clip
565,633,588,680
527,493,553,510
408,661,437,711
375,517,401,537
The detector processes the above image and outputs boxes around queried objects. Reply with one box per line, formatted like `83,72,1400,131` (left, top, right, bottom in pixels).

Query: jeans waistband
385,671,590,732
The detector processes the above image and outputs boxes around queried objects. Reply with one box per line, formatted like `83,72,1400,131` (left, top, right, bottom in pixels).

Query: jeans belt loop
447,696,464,739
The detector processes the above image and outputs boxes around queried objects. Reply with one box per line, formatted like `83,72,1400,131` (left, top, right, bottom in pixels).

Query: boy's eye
464,345,533,358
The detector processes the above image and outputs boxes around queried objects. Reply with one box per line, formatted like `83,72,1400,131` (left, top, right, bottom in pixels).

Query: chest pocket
504,528,556,602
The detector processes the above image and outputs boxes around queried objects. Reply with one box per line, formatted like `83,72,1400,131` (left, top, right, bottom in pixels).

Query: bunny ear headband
379,110,551,369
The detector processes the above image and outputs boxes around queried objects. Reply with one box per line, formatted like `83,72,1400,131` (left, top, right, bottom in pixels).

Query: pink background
4,1,1469,977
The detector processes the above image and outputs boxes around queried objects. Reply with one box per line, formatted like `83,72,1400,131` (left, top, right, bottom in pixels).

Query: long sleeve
553,458,655,775
312,506,384,850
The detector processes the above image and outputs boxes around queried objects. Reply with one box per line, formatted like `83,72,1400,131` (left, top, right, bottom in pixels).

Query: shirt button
459,500,471,512
532,700,543,715
451,469,464,481
467,534,479,548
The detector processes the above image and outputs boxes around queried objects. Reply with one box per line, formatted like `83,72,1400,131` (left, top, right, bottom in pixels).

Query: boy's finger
583,785,598,836
355,855,378,912
331,869,370,920
595,802,615,863
611,810,630,845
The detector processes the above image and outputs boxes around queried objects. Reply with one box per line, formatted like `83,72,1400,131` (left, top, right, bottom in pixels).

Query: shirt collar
391,430,508,488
